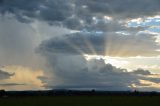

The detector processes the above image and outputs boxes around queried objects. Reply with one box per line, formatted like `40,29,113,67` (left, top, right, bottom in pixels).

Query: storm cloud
0,0,73,23
0,0,160,91
0,69,14,80
38,54,160,91
38,32,160,57
1,0,160,21
76,0,160,18
0,0,160,31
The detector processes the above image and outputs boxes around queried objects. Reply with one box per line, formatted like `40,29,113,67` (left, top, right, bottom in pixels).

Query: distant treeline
0,89,159,97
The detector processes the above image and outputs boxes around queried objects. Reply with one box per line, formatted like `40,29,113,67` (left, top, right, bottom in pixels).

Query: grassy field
0,95,160,106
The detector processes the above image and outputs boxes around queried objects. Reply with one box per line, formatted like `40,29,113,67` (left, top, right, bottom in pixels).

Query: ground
0,95,160,106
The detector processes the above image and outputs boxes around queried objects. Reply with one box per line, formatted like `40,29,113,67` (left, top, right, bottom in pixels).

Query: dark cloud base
37,53,160,91
0,69,14,80
0,83,25,86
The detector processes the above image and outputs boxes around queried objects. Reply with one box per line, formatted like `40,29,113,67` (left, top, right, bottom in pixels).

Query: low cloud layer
0,69,14,80
0,83,25,86
0,65,44,91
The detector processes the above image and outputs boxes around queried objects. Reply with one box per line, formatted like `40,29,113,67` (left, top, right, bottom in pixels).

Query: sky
0,0,160,91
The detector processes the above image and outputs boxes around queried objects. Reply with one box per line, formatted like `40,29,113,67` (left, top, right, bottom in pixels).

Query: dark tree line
0,89,159,97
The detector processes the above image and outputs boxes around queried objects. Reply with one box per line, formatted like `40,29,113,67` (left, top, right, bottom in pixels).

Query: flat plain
0,95,160,106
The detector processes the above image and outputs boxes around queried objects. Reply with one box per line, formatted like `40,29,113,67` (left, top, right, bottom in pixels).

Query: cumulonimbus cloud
38,54,160,91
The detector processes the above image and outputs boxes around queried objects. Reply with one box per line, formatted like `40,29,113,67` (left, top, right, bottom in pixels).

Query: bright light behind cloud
84,55,129,68
1,0,160,91
85,55,160,74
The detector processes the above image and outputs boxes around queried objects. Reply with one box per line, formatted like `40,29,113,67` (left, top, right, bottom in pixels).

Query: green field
0,96,160,106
